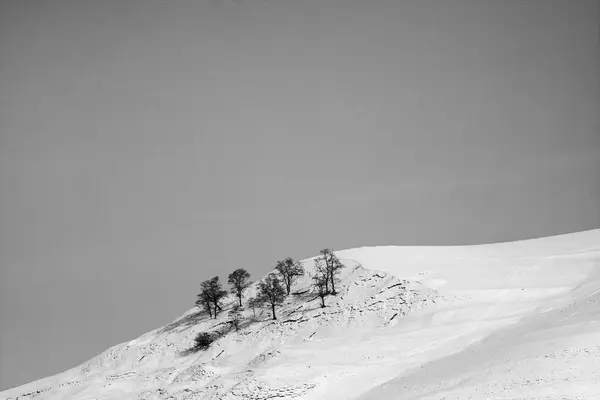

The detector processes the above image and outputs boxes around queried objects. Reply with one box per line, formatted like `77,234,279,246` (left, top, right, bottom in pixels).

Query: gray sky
0,0,598,390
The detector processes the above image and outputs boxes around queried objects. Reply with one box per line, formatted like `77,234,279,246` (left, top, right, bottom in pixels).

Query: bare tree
228,268,252,307
247,296,263,318
320,248,344,295
228,305,242,331
200,277,228,318
275,257,305,295
312,273,328,308
257,273,287,320
195,290,213,318
313,257,329,294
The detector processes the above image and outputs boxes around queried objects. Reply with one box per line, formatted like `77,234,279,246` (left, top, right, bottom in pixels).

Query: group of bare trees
195,249,344,329
195,276,228,319
195,268,251,320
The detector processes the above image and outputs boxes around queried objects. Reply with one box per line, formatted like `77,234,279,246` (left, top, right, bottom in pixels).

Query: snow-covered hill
2,229,600,400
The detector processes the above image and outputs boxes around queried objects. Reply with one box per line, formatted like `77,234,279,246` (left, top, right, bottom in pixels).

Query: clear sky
0,0,598,390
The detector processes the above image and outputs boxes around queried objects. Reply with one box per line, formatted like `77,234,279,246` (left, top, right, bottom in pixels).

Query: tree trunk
328,260,337,295
238,295,242,307
320,296,326,308
330,275,336,295
271,303,277,320
213,300,221,318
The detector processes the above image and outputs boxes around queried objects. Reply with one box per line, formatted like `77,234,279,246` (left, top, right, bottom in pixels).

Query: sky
0,0,598,391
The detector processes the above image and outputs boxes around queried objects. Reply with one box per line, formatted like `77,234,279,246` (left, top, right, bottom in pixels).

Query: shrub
194,332,214,350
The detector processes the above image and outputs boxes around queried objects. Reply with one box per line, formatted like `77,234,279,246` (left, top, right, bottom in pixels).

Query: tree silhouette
257,273,287,320
312,273,328,308
320,248,344,295
195,290,213,318
200,277,228,318
275,257,305,295
313,257,329,294
228,268,252,307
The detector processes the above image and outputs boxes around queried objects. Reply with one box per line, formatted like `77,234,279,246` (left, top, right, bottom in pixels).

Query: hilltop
2,229,600,400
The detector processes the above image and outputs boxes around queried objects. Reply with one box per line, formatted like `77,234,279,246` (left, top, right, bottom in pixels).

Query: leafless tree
320,248,344,295
228,268,252,307
313,257,329,294
228,304,242,331
195,290,213,318
312,273,328,308
257,273,287,320
275,257,305,295
200,277,228,318
247,296,263,318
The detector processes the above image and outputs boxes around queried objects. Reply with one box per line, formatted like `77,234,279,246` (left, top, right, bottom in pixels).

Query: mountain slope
2,229,600,400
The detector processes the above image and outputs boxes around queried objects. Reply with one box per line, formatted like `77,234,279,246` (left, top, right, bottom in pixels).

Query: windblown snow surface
2,229,600,400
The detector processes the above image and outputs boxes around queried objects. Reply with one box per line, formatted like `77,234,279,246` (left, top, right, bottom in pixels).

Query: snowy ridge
2,229,600,400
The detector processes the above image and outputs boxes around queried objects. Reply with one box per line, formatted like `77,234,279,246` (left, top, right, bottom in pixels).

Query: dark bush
194,332,214,350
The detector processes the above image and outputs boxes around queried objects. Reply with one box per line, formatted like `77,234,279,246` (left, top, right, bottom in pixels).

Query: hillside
2,229,600,400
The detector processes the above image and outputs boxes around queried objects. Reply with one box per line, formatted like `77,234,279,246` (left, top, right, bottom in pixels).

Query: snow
2,229,600,400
